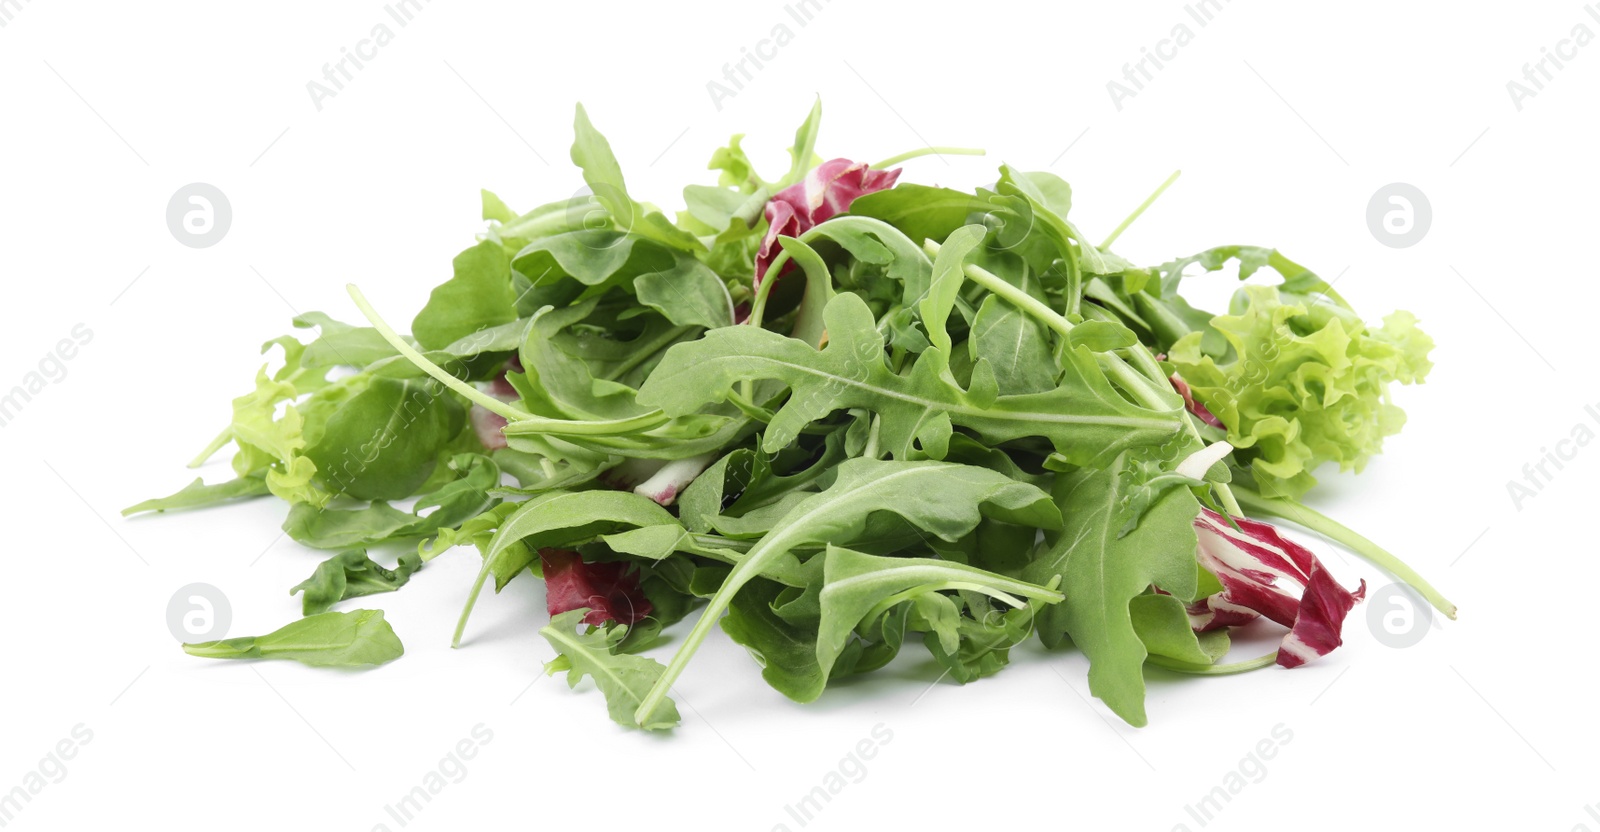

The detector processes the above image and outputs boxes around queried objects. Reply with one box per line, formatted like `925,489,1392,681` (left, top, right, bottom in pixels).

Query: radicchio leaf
1168,369,1225,429
541,548,653,627
755,159,900,285
469,374,520,450
1188,508,1366,668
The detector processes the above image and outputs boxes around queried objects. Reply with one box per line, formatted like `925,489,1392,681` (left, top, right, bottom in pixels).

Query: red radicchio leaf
754,159,901,286
1188,508,1366,668
540,548,653,627
469,374,521,451
1168,371,1226,430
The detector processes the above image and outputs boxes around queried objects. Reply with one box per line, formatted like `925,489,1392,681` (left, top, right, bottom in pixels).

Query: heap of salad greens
130,100,1452,730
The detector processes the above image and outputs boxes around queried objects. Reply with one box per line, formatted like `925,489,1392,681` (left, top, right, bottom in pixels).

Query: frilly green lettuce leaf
1168,284,1434,497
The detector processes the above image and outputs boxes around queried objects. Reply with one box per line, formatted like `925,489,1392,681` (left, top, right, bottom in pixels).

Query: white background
2,1,1596,829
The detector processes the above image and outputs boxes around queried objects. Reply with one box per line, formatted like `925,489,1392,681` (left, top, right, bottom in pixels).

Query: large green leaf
1024,452,1201,726
410,240,517,350
302,377,466,501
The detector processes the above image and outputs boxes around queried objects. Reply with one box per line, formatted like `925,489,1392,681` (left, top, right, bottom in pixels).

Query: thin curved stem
347,285,534,423
922,238,1243,516
1101,170,1180,250
501,411,671,437
451,553,496,648
1146,650,1279,676
604,325,695,382
188,427,234,468
872,146,987,168
1231,485,1457,619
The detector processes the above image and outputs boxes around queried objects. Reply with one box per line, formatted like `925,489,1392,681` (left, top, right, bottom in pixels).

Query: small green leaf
539,609,681,731
123,476,269,516
410,240,517,350
183,609,404,668
291,550,423,616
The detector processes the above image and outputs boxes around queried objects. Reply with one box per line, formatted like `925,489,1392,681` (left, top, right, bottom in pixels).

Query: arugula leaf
291,550,423,616
634,457,1061,724
303,377,466,501
410,240,518,351
483,490,679,589
571,104,703,253
123,475,269,516
183,609,404,668
781,96,824,186
847,184,994,248
539,609,681,731
1025,453,1201,726
283,453,499,549
815,545,1062,683
1130,593,1229,665
639,291,1186,465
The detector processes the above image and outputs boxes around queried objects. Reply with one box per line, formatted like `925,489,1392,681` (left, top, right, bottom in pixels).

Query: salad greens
133,100,1450,730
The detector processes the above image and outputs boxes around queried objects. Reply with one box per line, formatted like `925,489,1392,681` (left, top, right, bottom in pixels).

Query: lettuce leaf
1168,284,1434,497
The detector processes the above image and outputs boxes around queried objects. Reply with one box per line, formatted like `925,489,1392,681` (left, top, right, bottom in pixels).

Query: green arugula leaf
410,240,518,351
123,475,269,516
1025,452,1201,726
1130,593,1229,665
571,104,703,253
183,609,404,668
303,377,466,501
815,545,1062,684
847,184,994,248
634,457,1061,723
291,550,423,616
539,609,681,731
283,453,499,549
639,291,1186,465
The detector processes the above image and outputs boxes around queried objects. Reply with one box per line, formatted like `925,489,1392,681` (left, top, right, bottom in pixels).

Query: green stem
923,240,1073,339
1100,170,1180,250
922,238,1243,516
1146,650,1279,676
188,427,234,468
497,196,600,240
501,411,671,438
690,534,756,553
605,326,695,382
872,146,987,168
1231,485,1458,619
452,554,495,648
347,285,534,423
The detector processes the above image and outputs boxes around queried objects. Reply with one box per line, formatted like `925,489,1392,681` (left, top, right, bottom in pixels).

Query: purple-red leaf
755,159,900,285
469,374,520,451
1169,370,1225,430
1188,508,1366,668
541,548,653,627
